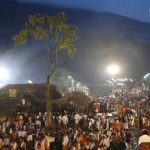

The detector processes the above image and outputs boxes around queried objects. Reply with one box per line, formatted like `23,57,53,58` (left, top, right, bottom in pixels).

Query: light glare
27,80,33,84
107,64,120,75
0,67,9,81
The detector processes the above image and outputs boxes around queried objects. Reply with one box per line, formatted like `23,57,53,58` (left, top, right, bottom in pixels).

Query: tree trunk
45,78,52,129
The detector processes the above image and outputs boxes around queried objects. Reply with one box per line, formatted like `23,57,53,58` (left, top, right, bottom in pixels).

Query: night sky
0,0,150,88
18,0,150,23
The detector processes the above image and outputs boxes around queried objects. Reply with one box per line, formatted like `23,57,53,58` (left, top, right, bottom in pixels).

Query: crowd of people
0,91,149,150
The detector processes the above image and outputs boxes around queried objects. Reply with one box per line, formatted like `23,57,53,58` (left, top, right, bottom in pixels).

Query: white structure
67,76,89,95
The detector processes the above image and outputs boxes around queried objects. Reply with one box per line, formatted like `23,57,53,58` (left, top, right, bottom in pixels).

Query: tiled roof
1,83,46,90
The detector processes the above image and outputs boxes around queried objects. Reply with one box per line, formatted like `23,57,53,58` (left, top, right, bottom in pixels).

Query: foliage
13,12,77,70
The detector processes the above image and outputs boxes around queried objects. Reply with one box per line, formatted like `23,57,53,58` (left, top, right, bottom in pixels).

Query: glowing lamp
107,64,120,75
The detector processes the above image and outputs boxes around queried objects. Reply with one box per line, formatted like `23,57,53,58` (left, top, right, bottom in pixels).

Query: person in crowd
20,138,26,150
62,114,68,129
0,136,4,149
0,89,149,150
102,135,110,150
118,137,126,150
125,129,131,149
62,132,69,150
138,130,150,145
74,112,80,128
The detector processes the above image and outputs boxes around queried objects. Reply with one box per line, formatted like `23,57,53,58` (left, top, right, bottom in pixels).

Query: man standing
62,114,68,129
62,133,69,150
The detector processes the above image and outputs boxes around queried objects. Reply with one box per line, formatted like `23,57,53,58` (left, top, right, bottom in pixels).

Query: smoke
0,43,49,84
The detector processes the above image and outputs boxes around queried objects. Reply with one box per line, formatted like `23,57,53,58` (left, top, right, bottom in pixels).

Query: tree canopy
13,12,77,69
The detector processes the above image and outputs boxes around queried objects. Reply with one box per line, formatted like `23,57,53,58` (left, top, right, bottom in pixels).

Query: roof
1,83,62,100
1,83,46,90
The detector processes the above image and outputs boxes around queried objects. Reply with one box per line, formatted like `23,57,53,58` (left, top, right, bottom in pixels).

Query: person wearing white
103,135,110,149
96,119,100,131
138,134,150,145
57,115,62,124
89,142,95,150
27,134,33,142
62,115,68,127
18,130,22,137
83,114,87,120
12,142,18,150
74,113,80,125
35,118,41,127
106,118,110,130
124,119,129,130
21,130,26,138
62,135,69,145
20,140,26,150
138,130,150,145
62,134,69,150
90,118,95,125
88,120,92,128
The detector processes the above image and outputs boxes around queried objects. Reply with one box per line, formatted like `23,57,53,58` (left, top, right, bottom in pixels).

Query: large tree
50,68,70,90
13,12,77,128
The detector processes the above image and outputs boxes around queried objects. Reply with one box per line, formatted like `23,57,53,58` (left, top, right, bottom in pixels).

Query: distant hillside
0,0,150,44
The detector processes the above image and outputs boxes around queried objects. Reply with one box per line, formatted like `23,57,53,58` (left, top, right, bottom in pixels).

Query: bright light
144,73,150,79
0,67,9,81
107,64,120,75
27,80,33,84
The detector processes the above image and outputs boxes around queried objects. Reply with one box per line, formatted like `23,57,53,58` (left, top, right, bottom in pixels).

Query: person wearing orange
79,132,88,149
113,120,121,132
79,133,84,144
0,138,4,149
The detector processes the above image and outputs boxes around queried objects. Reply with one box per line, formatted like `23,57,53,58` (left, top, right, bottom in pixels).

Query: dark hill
0,0,150,44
